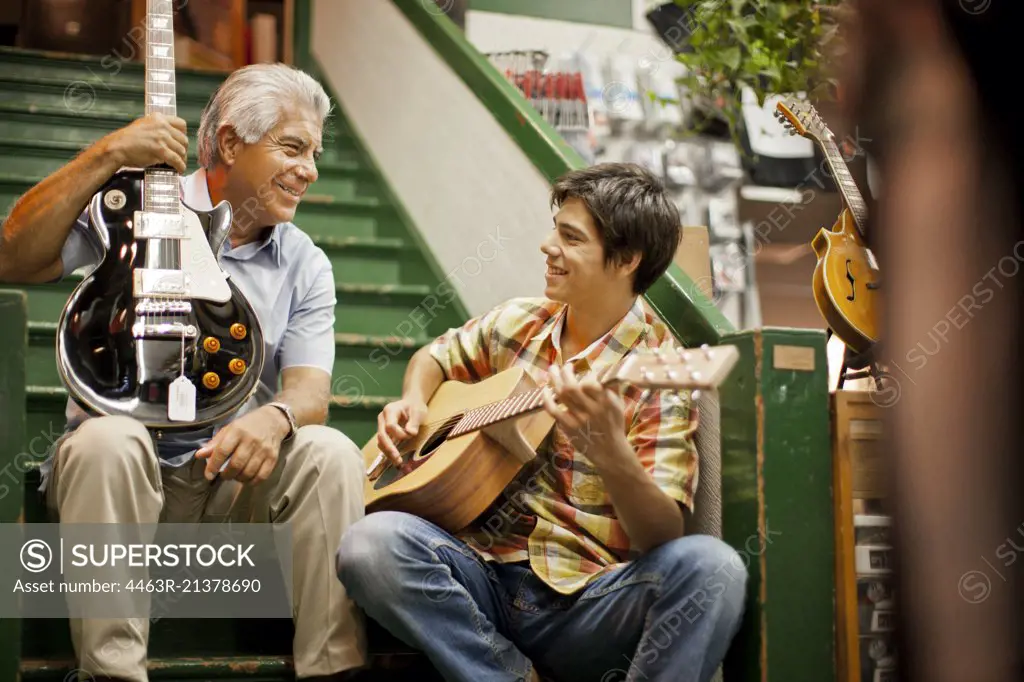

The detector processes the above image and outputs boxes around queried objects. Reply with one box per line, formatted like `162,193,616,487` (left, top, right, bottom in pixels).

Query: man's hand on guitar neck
377,398,429,469
106,112,189,173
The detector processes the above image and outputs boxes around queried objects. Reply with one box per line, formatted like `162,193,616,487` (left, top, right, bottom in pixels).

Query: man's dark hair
550,162,681,295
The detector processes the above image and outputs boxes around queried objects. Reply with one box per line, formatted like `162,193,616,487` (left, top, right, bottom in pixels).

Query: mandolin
362,343,739,532
775,99,881,354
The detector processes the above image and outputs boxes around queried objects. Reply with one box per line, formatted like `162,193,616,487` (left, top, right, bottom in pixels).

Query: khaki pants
45,415,368,681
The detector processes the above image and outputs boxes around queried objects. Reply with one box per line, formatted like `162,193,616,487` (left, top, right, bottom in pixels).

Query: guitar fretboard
144,0,180,215
449,388,546,438
821,138,868,236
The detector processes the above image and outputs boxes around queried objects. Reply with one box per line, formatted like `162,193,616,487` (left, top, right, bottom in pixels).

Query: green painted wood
0,47,228,91
718,328,835,682
470,0,633,29
294,0,314,74
0,75,214,121
0,289,27,682
645,263,736,347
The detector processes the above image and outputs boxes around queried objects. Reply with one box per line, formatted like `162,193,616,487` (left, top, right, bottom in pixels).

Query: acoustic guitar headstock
607,344,739,395
775,98,834,146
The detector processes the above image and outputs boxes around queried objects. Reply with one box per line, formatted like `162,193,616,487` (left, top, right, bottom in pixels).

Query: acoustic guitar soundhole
372,414,464,490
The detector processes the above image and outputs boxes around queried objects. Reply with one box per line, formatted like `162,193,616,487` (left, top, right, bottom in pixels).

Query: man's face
227,107,322,233
540,196,631,308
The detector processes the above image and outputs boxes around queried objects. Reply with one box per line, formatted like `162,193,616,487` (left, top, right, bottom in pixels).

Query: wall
310,0,554,318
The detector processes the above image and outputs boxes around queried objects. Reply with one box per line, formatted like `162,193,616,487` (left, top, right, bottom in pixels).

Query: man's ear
216,125,243,167
620,251,642,278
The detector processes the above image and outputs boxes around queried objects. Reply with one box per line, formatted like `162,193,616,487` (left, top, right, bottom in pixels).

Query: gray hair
197,63,332,169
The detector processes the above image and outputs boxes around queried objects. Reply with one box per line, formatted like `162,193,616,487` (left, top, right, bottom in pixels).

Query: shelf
737,182,844,247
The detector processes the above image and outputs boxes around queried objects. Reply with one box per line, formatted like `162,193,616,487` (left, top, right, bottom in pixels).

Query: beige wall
310,0,554,318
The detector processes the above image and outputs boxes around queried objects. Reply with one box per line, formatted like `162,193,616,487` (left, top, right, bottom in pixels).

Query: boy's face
540,197,634,308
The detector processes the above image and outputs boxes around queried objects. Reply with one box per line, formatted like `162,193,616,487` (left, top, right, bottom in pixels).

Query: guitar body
811,208,881,353
56,169,266,429
363,367,556,532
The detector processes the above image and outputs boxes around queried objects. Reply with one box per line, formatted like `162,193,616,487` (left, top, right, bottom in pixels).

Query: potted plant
648,0,849,142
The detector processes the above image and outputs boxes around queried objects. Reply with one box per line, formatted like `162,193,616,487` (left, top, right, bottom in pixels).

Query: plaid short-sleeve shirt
428,296,699,594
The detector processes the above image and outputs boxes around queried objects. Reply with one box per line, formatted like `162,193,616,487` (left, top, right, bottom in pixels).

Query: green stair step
0,180,400,241
22,656,294,681
0,102,354,153
0,140,378,200
0,74,217,122
25,322,423,396
0,47,228,92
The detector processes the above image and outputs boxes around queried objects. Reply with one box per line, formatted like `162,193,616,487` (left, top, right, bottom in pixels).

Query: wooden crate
832,390,891,682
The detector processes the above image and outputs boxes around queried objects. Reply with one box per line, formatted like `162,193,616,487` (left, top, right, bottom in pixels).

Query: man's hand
195,406,291,484
104,112,189,173
541,364,628,466
376,398,429,468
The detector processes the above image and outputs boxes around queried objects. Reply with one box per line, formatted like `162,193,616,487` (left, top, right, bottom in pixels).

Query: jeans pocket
508,568,577,614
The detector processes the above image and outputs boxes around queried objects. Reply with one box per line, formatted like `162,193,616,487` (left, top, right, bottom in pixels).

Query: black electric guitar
56,0,264,429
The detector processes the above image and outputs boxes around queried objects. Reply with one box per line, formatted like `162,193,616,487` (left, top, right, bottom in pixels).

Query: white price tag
168,375,196,421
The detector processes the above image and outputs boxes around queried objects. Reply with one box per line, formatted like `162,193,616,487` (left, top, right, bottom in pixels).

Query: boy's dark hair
550,162,682,295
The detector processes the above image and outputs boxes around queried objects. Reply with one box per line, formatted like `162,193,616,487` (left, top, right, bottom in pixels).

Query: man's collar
181,168,283,266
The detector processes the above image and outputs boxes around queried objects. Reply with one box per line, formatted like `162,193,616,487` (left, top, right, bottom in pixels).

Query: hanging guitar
775,99,881,354
56,0,264,429
362,344,739,532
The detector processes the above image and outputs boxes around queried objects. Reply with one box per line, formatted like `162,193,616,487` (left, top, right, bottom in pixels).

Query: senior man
0,64,366,681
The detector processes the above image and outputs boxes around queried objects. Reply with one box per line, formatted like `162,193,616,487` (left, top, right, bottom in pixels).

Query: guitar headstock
608,344,739,393
775,98,833,146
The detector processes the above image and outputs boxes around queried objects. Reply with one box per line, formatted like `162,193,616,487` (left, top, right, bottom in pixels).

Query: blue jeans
337,511,747,682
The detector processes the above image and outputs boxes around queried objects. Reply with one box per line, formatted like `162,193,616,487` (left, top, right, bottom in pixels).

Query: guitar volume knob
202,372,221,389
228,358,246,375
203,337,220,353
230,323,247,340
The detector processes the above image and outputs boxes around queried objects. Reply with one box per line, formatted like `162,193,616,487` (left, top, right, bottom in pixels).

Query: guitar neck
449,388,546,438
144,0,180,215
819,137,868,236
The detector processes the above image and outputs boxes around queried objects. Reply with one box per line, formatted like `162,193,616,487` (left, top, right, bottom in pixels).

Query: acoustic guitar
775,99,881,354
362,344,740,532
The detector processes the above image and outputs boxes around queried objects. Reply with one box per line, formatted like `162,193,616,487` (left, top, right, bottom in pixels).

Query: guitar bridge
132,322,198,339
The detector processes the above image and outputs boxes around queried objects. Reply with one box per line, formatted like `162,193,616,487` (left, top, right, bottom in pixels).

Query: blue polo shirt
44,168,336,481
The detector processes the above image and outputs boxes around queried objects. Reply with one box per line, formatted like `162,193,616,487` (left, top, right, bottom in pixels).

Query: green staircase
0,46,455,681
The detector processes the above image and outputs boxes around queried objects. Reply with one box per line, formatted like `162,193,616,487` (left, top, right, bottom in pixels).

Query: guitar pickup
133,268,189,297
134,211,185,239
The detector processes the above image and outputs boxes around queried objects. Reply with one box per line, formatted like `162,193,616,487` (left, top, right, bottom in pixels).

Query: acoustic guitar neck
449,343,740,439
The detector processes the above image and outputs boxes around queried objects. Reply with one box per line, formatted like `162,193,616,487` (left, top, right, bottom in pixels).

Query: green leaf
720,46,742,72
